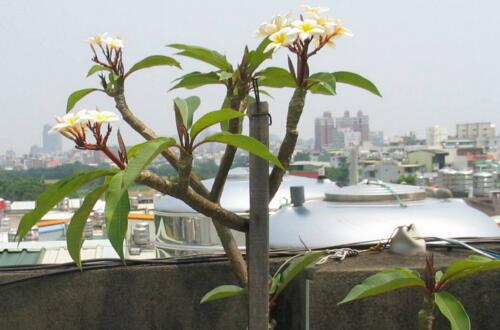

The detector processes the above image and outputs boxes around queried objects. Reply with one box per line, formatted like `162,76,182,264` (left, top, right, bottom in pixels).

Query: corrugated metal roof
0,240,155,265
0,249,41,266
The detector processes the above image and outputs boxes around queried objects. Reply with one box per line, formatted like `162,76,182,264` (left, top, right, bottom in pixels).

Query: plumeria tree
17,5,380,289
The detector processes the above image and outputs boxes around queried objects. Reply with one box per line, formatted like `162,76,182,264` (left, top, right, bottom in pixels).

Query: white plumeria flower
49,112,87,134
291,19,324,41
87,33,108,46
315,16,337,35
301,4,329,15
264,27,299,53
332,20,354,37
103,36,124,50
86,110,120,124
256,13,291,37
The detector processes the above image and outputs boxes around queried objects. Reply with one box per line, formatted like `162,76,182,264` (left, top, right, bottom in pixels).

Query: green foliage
325,167,349,187
0,172,47,201
203,132,283,170
105,172,130,259
200,285,247,304
201,251,325,304
105,137,175,258
190,109,244,140
67,184,108,268
231,154,249,168
339,255,500,329
192,159,219,179
293,152,311,162
16,169,116,241
435,292,470,330
247,38,273,73
170,71,222,90
87,65,110,77
332,71,382,97
307,72,336,95
126,55,181,77
338,268,424,304
439,255,500,286
173,96,201,130
273,251,327,299
396,175,417,185
66,88,99,113
257,67,296,89
168,43,232,71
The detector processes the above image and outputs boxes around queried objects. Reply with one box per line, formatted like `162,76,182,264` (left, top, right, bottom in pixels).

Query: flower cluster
88,33,125,77
257,5,353,55
50,109,119,148
87,33,124,50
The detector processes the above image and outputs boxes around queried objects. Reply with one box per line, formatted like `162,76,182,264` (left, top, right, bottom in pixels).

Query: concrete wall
1,248,500,329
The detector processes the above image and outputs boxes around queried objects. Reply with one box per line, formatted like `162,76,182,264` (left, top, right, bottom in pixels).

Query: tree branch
108,80,209,196
136,171,248,232
269,87,307,199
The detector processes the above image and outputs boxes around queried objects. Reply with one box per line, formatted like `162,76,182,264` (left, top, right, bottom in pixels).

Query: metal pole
248,101,270,330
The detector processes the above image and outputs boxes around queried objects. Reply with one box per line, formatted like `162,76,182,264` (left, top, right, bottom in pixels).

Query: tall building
370,131,385,146
456,122,496,140
456,122,496,149
42,124,62,154
426,126,448,147
335,110,370,142
314,112,334,150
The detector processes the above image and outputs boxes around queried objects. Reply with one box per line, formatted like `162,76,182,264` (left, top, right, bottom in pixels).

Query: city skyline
2,1,500,153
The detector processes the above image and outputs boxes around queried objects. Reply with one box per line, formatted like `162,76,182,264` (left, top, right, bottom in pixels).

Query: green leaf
127,55,181,77
257,67,296,89
439,255,500,285
200,285,247,304
174,97,189,129
66,88,99,113
87,65,110,77
338,268,425,304
105,138,176,254
168,43,232,71
122,137,176,189
105,172,130,259
67,184,108,268
190,109,244,140
169,71,222,90
184,96,201,128
435,292,471,330
248,38,273,73
274,251,326,298
308,72,336,95
16,169,115,241
203,132,284,170
332,71,382,97
435,270,443,283
269,273,281,295
173,96,200,130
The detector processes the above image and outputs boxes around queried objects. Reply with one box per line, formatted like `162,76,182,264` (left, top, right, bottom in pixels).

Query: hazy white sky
1,0,500,153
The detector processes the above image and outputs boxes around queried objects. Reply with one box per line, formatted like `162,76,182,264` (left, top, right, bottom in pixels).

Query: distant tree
317,151,331,162
193,159,219,179
0,172,47,201
293,151,311,161
231,154,249,168
396,174,417,185
325,166,349,187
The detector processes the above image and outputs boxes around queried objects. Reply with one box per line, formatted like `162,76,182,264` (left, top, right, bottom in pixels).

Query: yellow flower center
275,33,287,45
300,22,315,32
